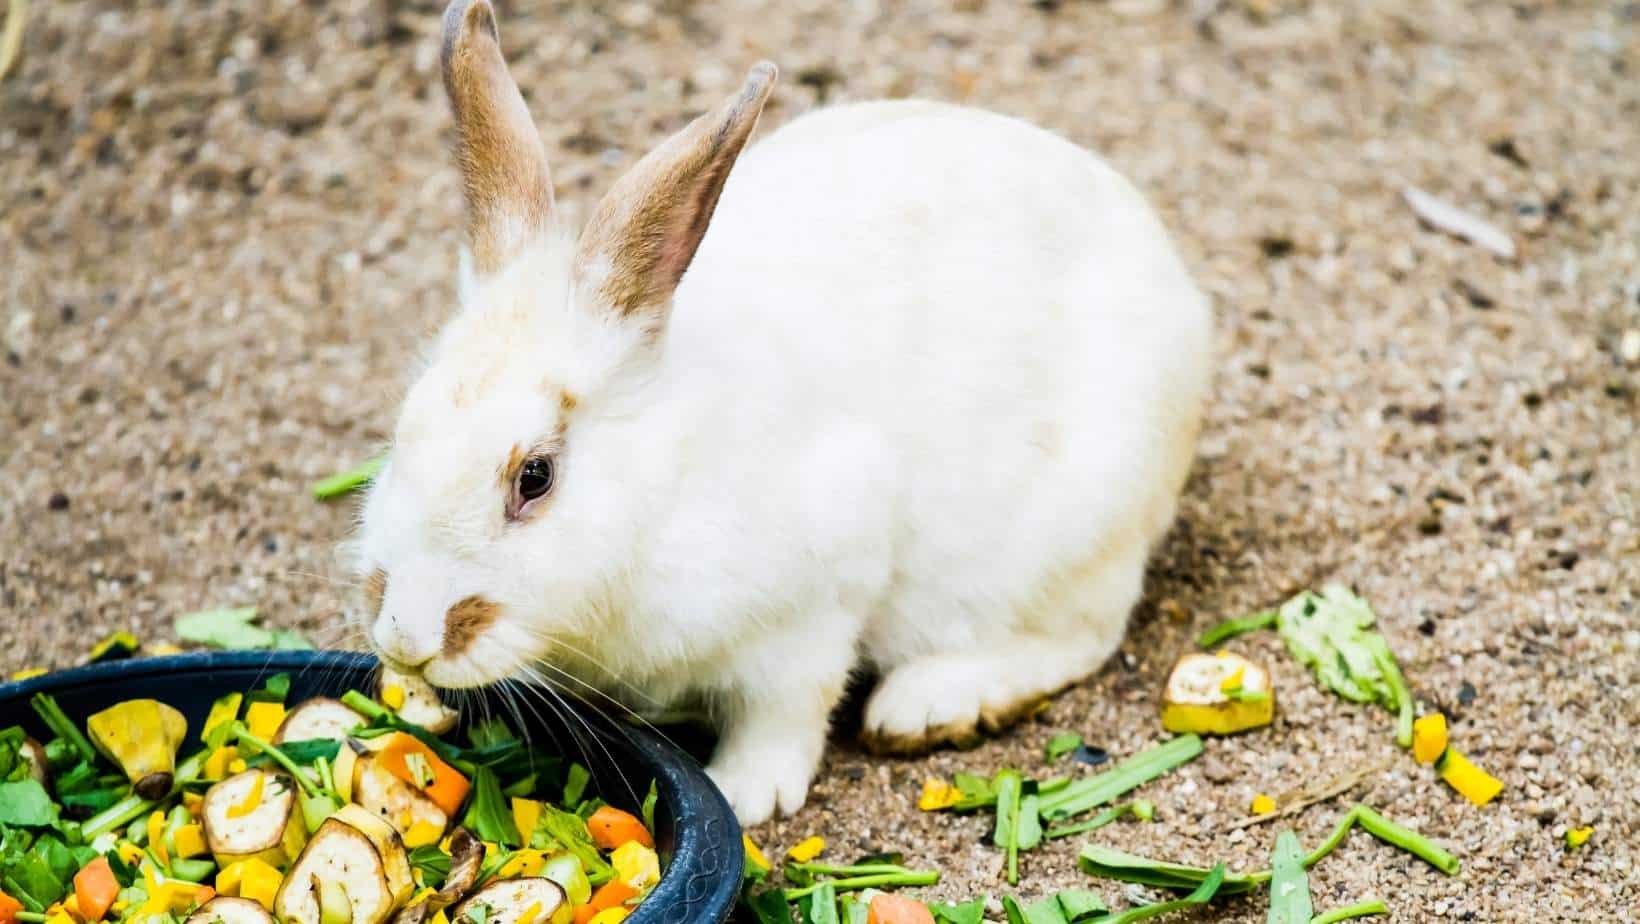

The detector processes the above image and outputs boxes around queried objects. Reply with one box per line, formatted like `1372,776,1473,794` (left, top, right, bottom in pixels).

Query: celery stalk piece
1197,610,1277,648
1037,735,1202,821
1309,900,1388,924
312,456,385,500
1266,831,1312,924
1086,864,1226,923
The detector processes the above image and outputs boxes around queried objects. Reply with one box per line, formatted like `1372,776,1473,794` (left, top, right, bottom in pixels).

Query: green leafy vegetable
1197,610,1277,648
175,608,313,652
312,456,385,500
562,763,590,807
797,883,839,924
949,772,998,811
1045,733,1083,764
409,844,451,889
464,766,522,847
992,770,1024,884
641,780,658,834
1086,864,1226,923
29,694,96,766
780,860,940,900
1044,800,1153,840
1266,831,1311,924
929,898,986,924
1053,891,1108,922
529,804,613,882
1273,587,1414,748
1309,899,1388,924
745,888,795,924
1037,735,1202,821
0,781,59,828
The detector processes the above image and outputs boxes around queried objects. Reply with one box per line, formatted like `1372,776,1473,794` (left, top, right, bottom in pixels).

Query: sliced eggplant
274,698,366,744
18,738,47,786
202,769,308,867
438,828,485,906
378,669,458,735
331,804,415,906
449,879,567,924
350,754,448,841
274,819,397,924
186,896,276,924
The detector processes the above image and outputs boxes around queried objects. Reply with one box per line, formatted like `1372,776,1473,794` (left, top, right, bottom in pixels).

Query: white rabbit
357,0,1213,825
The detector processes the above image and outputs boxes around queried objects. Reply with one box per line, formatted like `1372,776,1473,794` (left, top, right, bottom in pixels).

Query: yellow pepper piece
203,694,243,740
511,797,543,845
612,842,660,889
404,820,445,849
1564,826,1593,849
237,858,283,910
1438,748,1503,806
62,896,80,917
10,668,47,681
216,860,246,897
43,912,73,924
408,888,437,906
172,823,208,859
203,746,238,781
432,912,451,924
227,772,266,819
497,849,547,879
588,909,630,924
1412,714,1448,765
146,643,185,656
381,684,406,710
244,701,287,741
917,779,961,812
742,834,770,871
228,758,248,775
1218,665,1246,692
516,903,543,924
147,811,170,865
111,902,128,915
1249,794,1277,815
116,841,145,865
786,836,825,863
182,791,205,817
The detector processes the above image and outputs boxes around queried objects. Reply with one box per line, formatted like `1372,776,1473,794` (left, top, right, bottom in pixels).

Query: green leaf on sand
1266,830,1311,924
175,606,312,651
1045,733,1084,763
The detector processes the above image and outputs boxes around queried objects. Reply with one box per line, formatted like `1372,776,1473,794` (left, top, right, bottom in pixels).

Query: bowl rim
0,650,743,924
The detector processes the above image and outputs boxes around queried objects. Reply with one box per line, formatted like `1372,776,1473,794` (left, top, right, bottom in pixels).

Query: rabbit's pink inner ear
576,62,778,319
441,0,554,275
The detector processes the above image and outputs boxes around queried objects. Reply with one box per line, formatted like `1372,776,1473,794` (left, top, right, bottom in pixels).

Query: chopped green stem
1197,611,1276,648
341,690,390,721
786,863,917,878
1038,735,1202,820
1348,806,1459,875
82,792,154,840
312,456,384,500
16,913,49,923
781,871,939,901
233,724,321,796
1309,900,1388,924
30,693,98,764
1046,804,1128,840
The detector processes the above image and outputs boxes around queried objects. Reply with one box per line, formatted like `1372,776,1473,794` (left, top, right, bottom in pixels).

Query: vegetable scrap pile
8,612,317,684
741,586,1531,923
0,669,662,924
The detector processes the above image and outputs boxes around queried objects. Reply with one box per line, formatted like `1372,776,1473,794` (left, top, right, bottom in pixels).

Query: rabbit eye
518,456,554,501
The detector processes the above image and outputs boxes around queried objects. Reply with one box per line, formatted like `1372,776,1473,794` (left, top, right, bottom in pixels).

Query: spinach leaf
0,781,59,828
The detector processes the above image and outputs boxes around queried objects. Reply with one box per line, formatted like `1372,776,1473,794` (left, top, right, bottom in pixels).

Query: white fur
358,99,1212,825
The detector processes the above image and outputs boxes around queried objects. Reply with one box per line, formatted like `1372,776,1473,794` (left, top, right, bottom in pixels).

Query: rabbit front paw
707,740,817,825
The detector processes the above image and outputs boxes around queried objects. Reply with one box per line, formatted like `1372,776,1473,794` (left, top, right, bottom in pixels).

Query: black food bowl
0,650,742,924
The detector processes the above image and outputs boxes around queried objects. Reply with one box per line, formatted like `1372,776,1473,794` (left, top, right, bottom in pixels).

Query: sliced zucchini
350,754,449,842
274,698,367,744
439,828,485,906
331,804,416,906
378,669,458,735
186,896,276,924
274,819,397,924
449,879,567,924
202,769,308,867
1160,652,1276,735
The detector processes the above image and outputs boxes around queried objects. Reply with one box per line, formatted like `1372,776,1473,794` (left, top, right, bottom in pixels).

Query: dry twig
1231,758,1393,829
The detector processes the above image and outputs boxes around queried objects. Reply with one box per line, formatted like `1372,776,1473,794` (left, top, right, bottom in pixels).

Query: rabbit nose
372,614,440,670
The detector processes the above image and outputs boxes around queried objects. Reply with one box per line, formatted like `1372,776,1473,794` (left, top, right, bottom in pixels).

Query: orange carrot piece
867,894,935,924
572,907,597,924
376,732,471,816
586,879,637,914
586,806,652,850
0,891,22,924
74,857,121,922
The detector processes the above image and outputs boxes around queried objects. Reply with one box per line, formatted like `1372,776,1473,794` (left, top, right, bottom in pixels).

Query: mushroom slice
437,828,486,906
449,879,568,924
274,698,367,744
202,769,308,868
18,738,47,786
378,669,459,735
274,819,397,924
186,897,275,924
350,755,448,842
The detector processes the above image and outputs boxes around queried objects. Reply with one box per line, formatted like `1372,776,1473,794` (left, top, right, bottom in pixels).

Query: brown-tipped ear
442,0,554,275
576,63,778,319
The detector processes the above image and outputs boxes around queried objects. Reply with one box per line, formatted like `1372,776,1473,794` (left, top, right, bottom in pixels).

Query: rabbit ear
441,0,554,275
576,63,777,320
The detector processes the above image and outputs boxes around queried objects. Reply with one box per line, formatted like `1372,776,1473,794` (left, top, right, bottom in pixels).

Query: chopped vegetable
585,807,650,851
86,631,140,664
1249,794,1276,816
186,896,276,924
1411,714,1447,765
378,734,471,817
202,770,308,868
274,699,364,745
991,770,1024,885
377,671,458,736
1197,610,1276,648
1563,826,1593,850
1160,653,1274,735
87,699,188,800
743,835,772,874
1036,735,1203,821
1088,864,1226,923
1044,734,1083,764
1272,587,1414,748
0,781,58,828
175,607,313,652
71,857,118,922
865,893,933,924
915,780,960,812
1309,900,1388,924
1043,801,1152,840
609,842,658,890
312,457,385,500
1435,749,1503,807
1265,831,1311,924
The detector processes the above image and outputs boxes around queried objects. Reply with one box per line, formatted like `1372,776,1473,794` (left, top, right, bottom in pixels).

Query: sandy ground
3,0,1637,919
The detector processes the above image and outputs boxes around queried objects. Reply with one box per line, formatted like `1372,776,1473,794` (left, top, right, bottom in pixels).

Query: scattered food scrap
1563,826,1593,850
1043,734,1083,764
312,456,385,500
1159,652,1273,735
787,837,826,863
1411,713,1448,764
1249,794,1276,816
174,607,313,652
1435,748,1503,807
1401,186,1518,260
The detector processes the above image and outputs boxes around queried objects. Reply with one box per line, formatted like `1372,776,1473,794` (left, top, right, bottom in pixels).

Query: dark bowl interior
0,650,742,924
